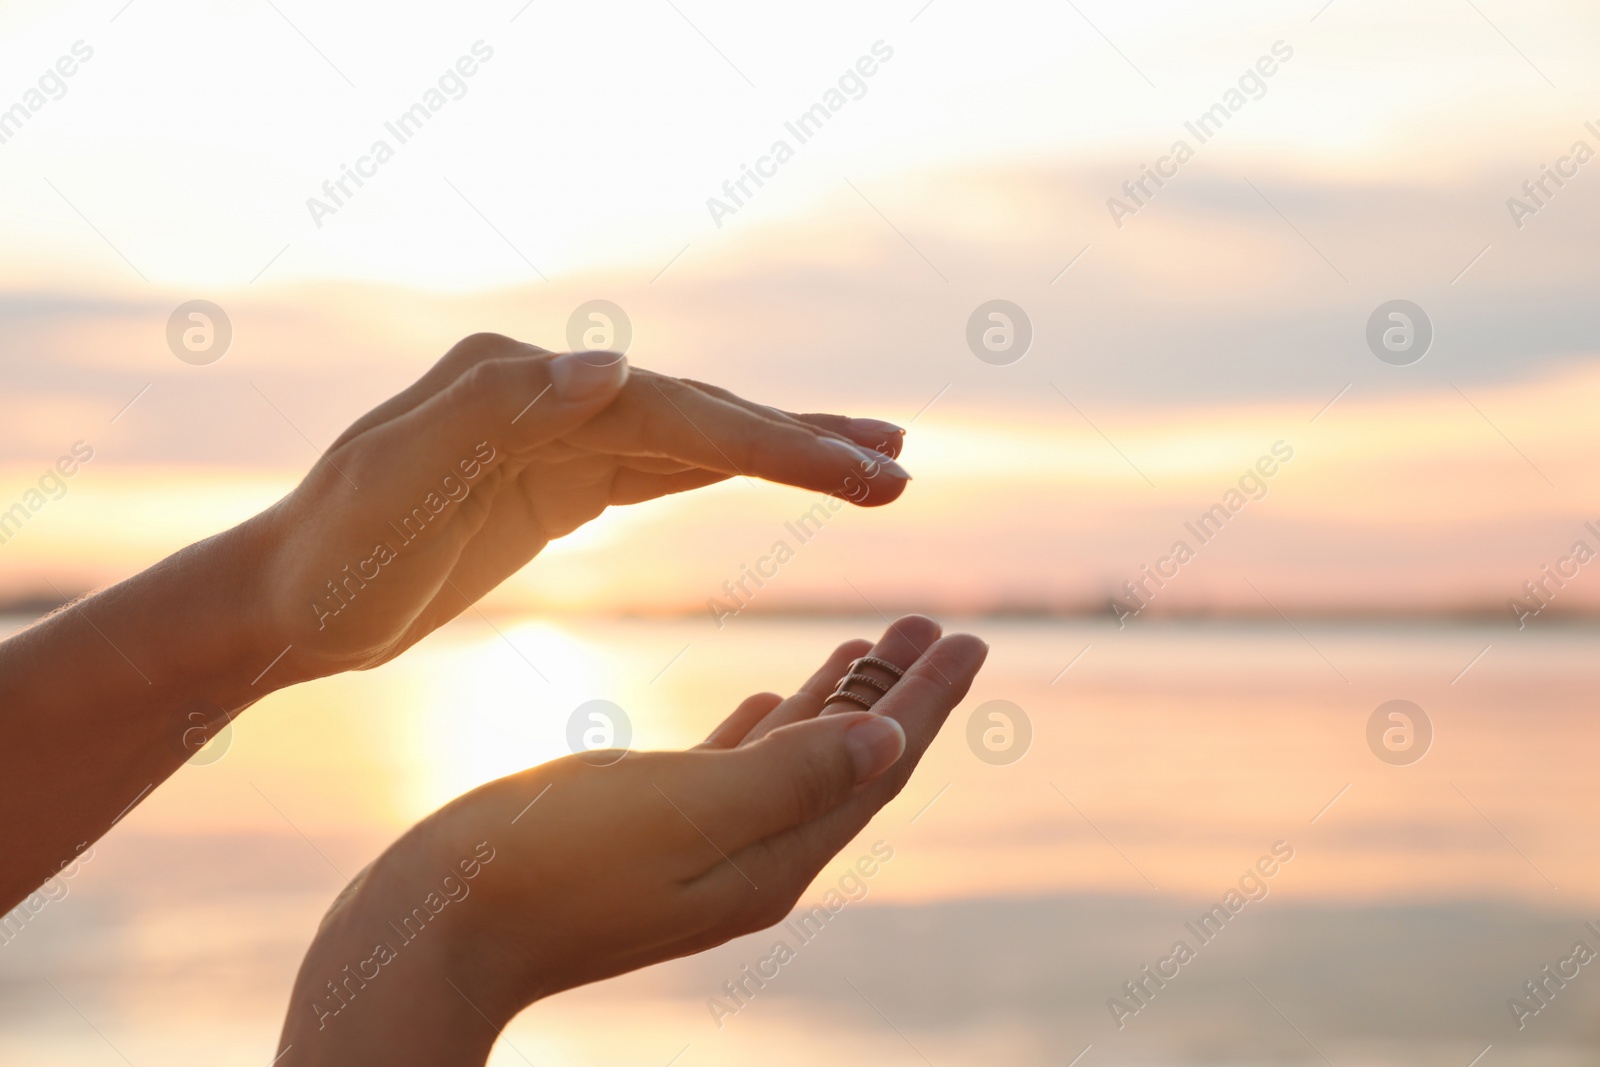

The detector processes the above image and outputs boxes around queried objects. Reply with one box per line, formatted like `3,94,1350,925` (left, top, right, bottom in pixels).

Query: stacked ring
823,655,907,710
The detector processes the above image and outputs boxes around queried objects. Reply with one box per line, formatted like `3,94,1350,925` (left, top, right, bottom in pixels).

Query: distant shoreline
3,592,1591,627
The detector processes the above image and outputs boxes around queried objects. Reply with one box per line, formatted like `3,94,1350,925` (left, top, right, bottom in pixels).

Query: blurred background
2,0,1599,1063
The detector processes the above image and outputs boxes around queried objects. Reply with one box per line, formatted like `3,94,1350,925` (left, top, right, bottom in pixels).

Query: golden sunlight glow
406,621,606,814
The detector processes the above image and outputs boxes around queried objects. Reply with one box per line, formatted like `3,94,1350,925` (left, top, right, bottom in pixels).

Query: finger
564,370,912,507
691,633,987,900
865,633,988,758
790,634,989,847
700,692,783,749
652,710,909,869
817,614,944,716
738,638,873,743
679,378,905,460
795,413,905,460
608,467,731,506
327,333,549,453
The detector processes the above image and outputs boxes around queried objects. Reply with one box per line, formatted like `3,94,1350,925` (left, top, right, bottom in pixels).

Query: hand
250,334,911,677
276,616,986,1066
0,331,911,913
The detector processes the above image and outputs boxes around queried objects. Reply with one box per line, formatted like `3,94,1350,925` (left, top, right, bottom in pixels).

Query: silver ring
823,657,906,709
823,689,876,710
853,656,905,679
838,671,892,694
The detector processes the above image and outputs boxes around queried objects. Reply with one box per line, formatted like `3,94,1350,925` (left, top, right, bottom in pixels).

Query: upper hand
248,333,910,676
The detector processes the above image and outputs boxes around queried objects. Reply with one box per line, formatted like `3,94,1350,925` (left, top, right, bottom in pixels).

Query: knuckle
452,357,547,424
447,332,521,364
443,335,552,402
460,357,519,397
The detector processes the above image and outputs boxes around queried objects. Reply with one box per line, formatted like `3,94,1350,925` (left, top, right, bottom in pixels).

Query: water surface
2,615,1596,1065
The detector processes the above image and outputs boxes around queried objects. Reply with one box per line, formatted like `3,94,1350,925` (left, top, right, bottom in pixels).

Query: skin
0,333,915,912
277,616,986,1065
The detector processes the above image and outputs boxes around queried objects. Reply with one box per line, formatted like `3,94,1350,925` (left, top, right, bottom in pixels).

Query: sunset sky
2,0,1598,617
8,6,1600,1065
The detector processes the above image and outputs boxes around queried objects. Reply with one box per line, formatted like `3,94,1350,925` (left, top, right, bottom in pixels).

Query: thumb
303,348,626,554
424,349,631,458
336,348,627,501
542,350,633,426
657,712,907,855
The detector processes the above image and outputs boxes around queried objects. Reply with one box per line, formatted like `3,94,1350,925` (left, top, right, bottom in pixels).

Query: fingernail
858,444,912,480
822,438,911,481
850,418,906,437
844,715,906,782
550,351,629,402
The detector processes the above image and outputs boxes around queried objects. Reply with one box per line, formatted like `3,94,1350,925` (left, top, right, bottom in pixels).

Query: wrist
92,511,304,714
159,516,292,700
279,851,515,1066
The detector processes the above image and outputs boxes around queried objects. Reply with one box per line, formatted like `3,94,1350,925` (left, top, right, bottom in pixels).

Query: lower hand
276,616,985,1066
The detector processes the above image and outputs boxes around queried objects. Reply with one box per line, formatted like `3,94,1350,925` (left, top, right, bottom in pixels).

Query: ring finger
741,615,943,743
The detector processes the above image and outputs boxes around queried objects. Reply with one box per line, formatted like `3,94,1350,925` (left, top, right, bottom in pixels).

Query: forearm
0,513,292,910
